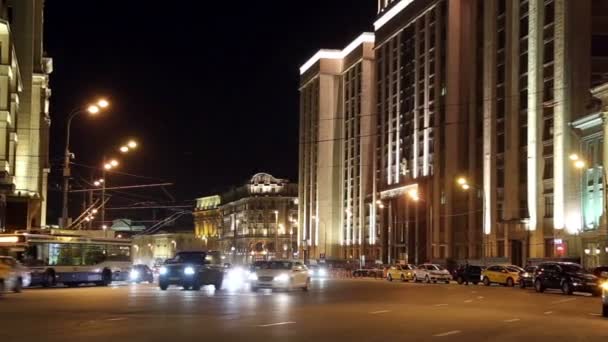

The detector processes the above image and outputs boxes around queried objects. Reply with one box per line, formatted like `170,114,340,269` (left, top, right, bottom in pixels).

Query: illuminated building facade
299,34,376,262
196,173,298,264
0,0,52,232
299,0,608,265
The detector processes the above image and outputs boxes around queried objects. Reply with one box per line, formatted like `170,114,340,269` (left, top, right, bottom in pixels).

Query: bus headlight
129,270,140,280
159,267,168,276
184,267,195,276
318,269,328,277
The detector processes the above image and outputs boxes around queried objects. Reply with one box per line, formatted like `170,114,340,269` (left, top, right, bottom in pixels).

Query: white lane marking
434,304,449,307
471,291,477,294
503,318,521,323
370,310,391,314
544,311,553,315
257,321,296,328
551,298,577,305
106,317,127,321
464,300,473,303
433,330,462,337
477,296,484,299
588,313,601,317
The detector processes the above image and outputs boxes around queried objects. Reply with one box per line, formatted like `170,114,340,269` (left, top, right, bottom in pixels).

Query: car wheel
483,277,490,286
603,304,608,317
506,278,514,287
13,278,22,293
400,275,406,282
534,279,545,293
43,270,55,288
213,280,222,290
561,281,573,295
302,278,310,291
519,280,526,289
472,281,479,285
425,275,430,283
457,276,464,285
159,282,168,291
388,274,393,282
413,275,419,283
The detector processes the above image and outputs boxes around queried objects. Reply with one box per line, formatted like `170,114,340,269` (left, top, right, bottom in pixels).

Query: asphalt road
0,278,606,341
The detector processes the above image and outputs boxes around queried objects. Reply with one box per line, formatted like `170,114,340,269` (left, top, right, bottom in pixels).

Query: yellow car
481,265,524,287
387,264,416,282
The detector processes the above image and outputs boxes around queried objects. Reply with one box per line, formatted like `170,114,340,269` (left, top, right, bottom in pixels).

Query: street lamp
62,98,110,228
456,176,487,262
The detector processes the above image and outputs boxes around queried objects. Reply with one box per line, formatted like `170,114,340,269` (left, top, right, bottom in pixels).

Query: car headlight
523,272,529,278
248,273,258,281
129,270,140,280
275,273,290,282
159,267,168,275
318,269,327,277
184,267,195,276
601,282,608,290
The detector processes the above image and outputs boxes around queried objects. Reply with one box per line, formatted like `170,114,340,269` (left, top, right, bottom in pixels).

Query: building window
544,238,554,258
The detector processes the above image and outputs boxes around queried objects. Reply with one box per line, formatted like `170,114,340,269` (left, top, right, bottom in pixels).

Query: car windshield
525,266,537,272
257,261,293,270
561,264,583,273
428,265,443,271
507,266,524,273
171,252,207,265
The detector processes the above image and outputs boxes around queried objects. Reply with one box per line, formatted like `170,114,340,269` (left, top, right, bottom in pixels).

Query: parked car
0,256,30,292
158,251,224,291
481,265,523,287
129,264,154,284
413,264,451,284
248,260,310,291
387,264,416,282
534,262,601,296
518,266,537,289
453,265,483,285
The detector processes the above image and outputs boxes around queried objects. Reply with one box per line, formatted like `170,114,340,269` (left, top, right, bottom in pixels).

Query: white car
0,256,31,292
413,264,451,284
249,260,310,291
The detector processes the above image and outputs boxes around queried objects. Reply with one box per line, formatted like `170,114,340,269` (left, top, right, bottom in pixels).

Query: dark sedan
534,262,601,296
129,264,154,284
518,266,537,289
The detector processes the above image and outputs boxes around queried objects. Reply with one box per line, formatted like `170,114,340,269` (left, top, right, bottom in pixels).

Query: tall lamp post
62,99,109,228
457,177,487,264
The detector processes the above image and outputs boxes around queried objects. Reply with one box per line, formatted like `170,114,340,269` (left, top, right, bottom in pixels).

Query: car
386,264,416,282
248,260,310,291
158,251,224,291
602,279,608,317
592,266,608,281
413,264,451,284
534,262,601,296
518,266,537,289
129,264,154,284
0,256,30,292
481,265,523,287
309,264,329,279
453,265,483,285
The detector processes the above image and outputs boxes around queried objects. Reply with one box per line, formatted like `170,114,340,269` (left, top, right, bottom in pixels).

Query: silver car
0,256,31,292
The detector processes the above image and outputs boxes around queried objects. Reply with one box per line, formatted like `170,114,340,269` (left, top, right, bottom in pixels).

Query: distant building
132,232,206,266
0,0,52,232
193,195,221,250
194,173,298,264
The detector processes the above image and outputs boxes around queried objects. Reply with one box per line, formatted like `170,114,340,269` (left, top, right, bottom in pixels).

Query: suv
453,265,482,285
534,262,601,296
158,251,224,291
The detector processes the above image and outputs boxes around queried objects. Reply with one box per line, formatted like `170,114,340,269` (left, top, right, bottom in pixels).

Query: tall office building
299,0,608,265
0,0,52,232
298,33,376,261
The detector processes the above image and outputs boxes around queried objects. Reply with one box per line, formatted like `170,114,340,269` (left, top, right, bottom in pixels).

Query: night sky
45,1,376,223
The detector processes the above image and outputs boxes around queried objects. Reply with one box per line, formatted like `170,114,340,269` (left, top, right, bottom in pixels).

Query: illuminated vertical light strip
526,0,540,231
422,15,430,177
413,23,420,179
387,46,394,185
395,40,402,184
552,0,566,231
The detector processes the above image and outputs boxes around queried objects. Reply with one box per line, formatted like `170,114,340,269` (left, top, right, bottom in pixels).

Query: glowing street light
92,209,98,214
569,154,580,161
104,163,112,170
97,98,110,108
574,160,586,169
462,183,471,191
94,181,101,187
457,177,468,186
87,105,100,114
120,146,129,153
127,140,138,149
408,189,420,201
110,159,119,167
